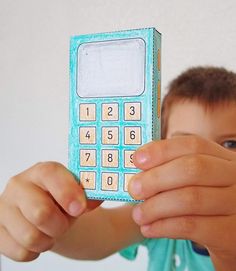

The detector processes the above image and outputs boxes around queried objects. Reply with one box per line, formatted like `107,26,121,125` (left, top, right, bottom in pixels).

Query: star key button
80,171,96,190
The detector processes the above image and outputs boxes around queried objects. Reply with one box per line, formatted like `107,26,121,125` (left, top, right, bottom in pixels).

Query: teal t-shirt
120,238,215,271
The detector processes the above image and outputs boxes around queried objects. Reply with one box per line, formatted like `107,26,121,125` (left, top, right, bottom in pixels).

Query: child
0,67,236,271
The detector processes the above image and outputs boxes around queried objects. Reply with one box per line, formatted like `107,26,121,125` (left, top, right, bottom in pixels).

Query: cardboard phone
69,27,161,202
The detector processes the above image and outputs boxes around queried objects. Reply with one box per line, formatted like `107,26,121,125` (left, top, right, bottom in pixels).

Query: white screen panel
77,38,145,97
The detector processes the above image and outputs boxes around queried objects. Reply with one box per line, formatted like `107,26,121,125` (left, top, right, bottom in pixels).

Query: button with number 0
101,172,118,191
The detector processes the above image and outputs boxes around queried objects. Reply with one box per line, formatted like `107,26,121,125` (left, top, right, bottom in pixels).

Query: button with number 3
124,102,141,121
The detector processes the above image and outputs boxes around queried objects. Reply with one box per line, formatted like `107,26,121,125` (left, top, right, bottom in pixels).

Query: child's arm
128,135,236,271
0,162,143,261
52,204,143,260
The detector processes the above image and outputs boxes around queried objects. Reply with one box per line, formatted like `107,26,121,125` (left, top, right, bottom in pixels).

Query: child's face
166,100,236,152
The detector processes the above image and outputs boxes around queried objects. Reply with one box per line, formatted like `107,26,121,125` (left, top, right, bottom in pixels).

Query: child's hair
161,66,236,138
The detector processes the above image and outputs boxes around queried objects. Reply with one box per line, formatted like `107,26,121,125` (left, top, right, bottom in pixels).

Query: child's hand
129,136,236,269
0,162,102,261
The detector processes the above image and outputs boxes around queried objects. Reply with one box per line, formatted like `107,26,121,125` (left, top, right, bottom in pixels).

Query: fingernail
135,148,150,165
141,224,151,234
68,200,86,217
129,178,142,197
132,206,143,224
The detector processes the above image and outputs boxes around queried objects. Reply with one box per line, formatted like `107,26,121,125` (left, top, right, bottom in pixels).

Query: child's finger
139,215,236,253
13,181,71,237
18,162,87,217
0,225,39,262
133,135,236,170
129,154,236,200
132,186,236,226
0,204,54,253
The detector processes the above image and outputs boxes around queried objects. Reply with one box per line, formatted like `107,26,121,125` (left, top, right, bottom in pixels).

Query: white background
1,0,236,270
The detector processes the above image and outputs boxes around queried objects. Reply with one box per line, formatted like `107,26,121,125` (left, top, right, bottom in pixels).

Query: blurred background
1,0,236,270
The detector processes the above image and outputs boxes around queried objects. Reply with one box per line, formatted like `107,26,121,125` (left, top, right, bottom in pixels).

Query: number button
124,150,136,168
101,172,118,191
102,103,119,121
80,149,96,167
124,102,141,121
79,127,96,144
79,103,96,121
124,173,135,192
102,149,118,168
80,171,96,190
102,127,119,145
124,127,142,145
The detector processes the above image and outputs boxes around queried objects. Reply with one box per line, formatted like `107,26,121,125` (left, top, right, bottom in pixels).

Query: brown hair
161,66,236,138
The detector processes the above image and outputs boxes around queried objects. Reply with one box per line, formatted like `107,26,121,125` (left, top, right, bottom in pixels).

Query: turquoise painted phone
69,27,161,202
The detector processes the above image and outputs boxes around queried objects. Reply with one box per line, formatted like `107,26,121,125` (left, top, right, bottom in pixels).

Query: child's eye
222,140,236,149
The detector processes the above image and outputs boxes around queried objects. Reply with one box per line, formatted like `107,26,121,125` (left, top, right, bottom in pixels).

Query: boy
0,67,236,271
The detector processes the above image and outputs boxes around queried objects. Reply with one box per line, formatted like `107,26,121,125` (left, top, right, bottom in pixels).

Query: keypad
78,102,142,193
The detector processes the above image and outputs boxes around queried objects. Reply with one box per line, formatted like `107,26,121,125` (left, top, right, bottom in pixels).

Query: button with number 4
79,127,96,144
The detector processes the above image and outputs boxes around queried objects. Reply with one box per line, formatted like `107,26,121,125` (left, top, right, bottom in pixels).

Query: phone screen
77,38,145,98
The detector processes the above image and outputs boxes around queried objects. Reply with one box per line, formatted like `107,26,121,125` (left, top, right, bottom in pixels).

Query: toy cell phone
69,27,161,202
